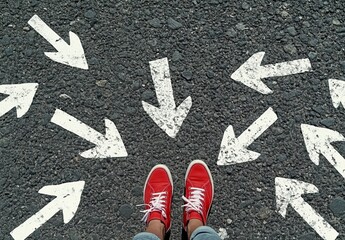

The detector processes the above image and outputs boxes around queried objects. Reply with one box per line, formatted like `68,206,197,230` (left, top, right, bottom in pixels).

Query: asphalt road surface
1,0,345,239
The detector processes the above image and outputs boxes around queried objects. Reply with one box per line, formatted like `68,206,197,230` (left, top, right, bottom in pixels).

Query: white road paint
231,52,312,94
217,107,277,165
51,109,127,158
301,124,345,178
0,83,38,118
10,181,85,240
142,58,192,138
275,177,338,240
28,15,88,69
218,228,229,239
329,79,345,109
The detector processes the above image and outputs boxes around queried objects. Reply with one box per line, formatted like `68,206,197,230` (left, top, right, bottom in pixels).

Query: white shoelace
182,187,205,215
138,191,167,222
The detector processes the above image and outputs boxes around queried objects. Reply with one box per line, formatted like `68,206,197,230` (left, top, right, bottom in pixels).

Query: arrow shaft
0,97,17,117
291,198,338,240
149,58,176,109
260,58,311,78
28,15,68,51
51,109,105,145
324,148,345,178
238,107,277,147
11,200,60,240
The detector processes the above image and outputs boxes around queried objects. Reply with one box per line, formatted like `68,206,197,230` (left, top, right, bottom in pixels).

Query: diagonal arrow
50,109,127,158
142,57,192,138
329,79,345,109
231,52,312,94
28,14,88,70
10,181,85,240
0,83,38,118
217,107,277,165
275,177,338,240
301,124,345,178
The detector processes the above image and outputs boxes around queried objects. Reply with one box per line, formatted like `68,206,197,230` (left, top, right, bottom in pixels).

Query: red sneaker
182,160,214,230
140,164,173,236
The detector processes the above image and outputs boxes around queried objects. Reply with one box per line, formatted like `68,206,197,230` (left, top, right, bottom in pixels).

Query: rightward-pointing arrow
142,57,192,138
301,124,345,178
10,181,85,240
0,83,38,118
231,52,312,94
50,109,127,158
329,79,345,109
28,14,88,69
275,177,338,240
217,107,277,165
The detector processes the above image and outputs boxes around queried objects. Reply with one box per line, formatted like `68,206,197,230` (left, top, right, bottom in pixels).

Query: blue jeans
133,226,221,240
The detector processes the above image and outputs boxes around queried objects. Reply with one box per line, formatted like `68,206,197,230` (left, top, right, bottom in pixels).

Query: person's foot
140,164,173,238
182,160,214,231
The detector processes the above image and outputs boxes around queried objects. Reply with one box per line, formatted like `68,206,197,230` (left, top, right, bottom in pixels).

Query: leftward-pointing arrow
231,52,312,94
50,109,127,158
0,83,38,118
301,124,345,178
28,14,88,69
10,181,85,240
329,79,345,109
217,107,277,165
142,58,192,138
275,177,338,240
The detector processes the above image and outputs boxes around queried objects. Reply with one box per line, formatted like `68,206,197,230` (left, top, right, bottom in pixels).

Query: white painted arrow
301,124,345,178
231,52,312,94
51,109,127,158
217,107,277,165
275,177,338,240
329,79,345,109
10,181,85,240
142,57,192,138
0,83,38,118
28,14,88,69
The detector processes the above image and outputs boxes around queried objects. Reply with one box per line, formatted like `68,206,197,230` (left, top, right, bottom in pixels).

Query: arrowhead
231,52,273,94
329,79,345,109
0,83,38,118
301,124,345,165
80,118,128,158
38,181,85,223
217,125,261,165
142,96,192,138
275,177,318,217
45,31,88,70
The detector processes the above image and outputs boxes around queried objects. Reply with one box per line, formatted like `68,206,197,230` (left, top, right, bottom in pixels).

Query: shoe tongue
189,211,204,224
148,211,163,222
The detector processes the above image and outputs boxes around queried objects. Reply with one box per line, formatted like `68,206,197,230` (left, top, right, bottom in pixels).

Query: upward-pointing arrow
0,83,38,118
10,181,85,240
275,177,338,240
28,14,88,69
329,79,345,109
301,124,345,178
231,52,312,94
142,58,192,138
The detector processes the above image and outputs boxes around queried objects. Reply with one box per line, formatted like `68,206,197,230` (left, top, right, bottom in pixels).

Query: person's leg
182,160,220,240
190,226,221,240
133,164,173,240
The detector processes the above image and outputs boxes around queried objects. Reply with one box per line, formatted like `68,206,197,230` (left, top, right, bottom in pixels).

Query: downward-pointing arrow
10,181,85,240
275,177,338,240
231,52,312,94
301,124,345,178
51,109,127,158
329,79,345,109
0,83,38,118
28,14,88,69
217,107,277,165
142,57,192,138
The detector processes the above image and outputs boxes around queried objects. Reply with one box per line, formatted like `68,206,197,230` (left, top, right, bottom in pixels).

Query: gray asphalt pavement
1,0,345,239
